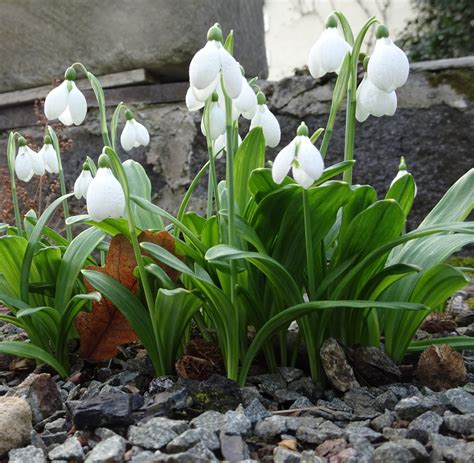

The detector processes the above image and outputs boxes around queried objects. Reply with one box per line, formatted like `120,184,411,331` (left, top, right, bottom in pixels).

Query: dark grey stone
289,396,315,409
43,418,67,434
254,416,288,440
288,377,323,402
371,410,395,432
127,418,178,450
397,439,429,462
69,393,144,430
220,433,249,462
295,421,345,444
395,395,445,421
274,389,303,404
429,433,469,462
148,376,175,395
345,423,383,443
273,446,301,463
407,411,443,443
286,416,323,432
374,391,398,411
223,410,251,435
278,367,305,383
348,435,375,463
166,428,219,453
244,399,271,424
190,410,224,433
343,388,379,419
383,427,408,441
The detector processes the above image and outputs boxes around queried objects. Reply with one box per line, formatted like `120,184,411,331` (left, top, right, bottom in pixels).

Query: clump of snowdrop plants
0,17,473,384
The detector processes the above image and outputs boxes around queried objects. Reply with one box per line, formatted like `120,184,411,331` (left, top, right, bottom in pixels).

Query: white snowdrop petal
29,148,45,176
192,77,219,102
120,121,136,151
67,83,88,125
358,77,398,118
219,48,243,99
234,78,257,118
44,81,69,120
297,137,324,181
316,28,351,74
58,107,74,126
308,43,325,79
189,41,221,90
208,102,226,140
15,150,34,182
367,38,409,92
186,86,205,111
292,165,315,189
260,105,281,148
134,121,150,146
41,145,59,173
87,168,125,221
272,141,295,184
356,103,369,123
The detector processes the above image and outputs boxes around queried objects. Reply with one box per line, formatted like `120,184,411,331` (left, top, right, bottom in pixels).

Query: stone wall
0,59,473,230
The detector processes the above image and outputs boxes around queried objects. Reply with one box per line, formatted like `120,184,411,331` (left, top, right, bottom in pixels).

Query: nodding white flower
30,150,45,176
44,67,87,126
250,92,281,148
234,76,257,119
308,15,351,79
356,75,397,122
186,86,205,112
39,136,59,174
74,166,93,200
272,123,324,189
120,111,150,151
214,132,242,159
189,24,242,100
86,154,125,221
201,95,226,140
390,156,417,196
14,139,34,182
367,25,409,93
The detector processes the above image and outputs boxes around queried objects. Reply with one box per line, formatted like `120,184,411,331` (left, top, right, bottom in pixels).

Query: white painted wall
264,0,414,80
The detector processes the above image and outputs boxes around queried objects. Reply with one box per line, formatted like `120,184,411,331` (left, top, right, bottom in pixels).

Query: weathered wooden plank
0,82,189,130
0,69,156,108
411,56,474,72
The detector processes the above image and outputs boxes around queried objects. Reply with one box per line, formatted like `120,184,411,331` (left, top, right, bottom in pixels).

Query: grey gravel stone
286,416,323,432
346,423,382,442
166,428,219,453
84,435,126,463
289,396,315,409
371,410,395,432
344,388,378,419
348,435,375,463
48,437,84,461
300,450,325,462
374,390,398,410
127,419,178,450
273,446,301,463
296,421,344,444
394,395,445,421
142,417,188,435
183,442,219,462
278,367,305,383
9,445,46,463
374,441,414,462
382,427,408,441
220,433,249,462
44,418,67,434
254,416,288,440
444,412,474,434
244,399,271,424
129,450,154,463
190,410,224,433
254,374,286,396
407,411,443,444
397,439,429,462
445,388,474,414
429,433,469,462
41,430,68,447
223,410,251,435
274,389,303,404
288,377,323,402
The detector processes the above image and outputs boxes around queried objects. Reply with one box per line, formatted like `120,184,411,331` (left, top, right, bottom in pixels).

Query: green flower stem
302,188,316,300
48,127,72,241
319,110,337,158
110,102,126,152
105,147,166,375
342,77,357,185
6,133,23,236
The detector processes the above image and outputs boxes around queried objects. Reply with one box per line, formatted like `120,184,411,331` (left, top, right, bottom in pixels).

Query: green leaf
0,341,68,377
234,127,265,213
386,173,416,217
154,288,202,372
55,227,106,312
239,299,427,385
123,159,164,230
0,236,28,297
66,215,136,238
20,194,74,303
408,336,474,352
25,215,69,246
315,160,356,185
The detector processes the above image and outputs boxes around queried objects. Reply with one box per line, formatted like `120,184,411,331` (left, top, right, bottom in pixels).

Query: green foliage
399,0,474,61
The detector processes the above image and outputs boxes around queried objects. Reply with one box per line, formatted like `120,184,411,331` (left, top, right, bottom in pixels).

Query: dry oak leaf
76,231,179,362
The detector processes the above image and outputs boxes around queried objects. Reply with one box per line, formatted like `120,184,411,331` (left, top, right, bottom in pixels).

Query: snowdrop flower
201,93,226,140
272,122,324,189
14,137,34,182
233,75,257,119
356,75,397,122
390,156,417,196
74,164,93,200
38,135,59,174
308,15,351,79
120,111,150,151
214,132,242,158
250,92,281,148
189,23,243,101
86,154,125,221
44,67,87,126
367,25,409,93
185,86,205,112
